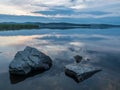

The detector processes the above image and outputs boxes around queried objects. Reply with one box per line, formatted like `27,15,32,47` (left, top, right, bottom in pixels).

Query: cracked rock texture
9,46,52,75
65,64,101,82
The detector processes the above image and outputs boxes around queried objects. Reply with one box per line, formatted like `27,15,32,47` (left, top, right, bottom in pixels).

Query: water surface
0,28,120,90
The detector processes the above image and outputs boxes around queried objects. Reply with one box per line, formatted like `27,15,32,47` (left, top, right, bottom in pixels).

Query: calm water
0,28,120,90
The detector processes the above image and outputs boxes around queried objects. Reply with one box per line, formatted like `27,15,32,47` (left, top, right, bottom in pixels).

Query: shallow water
0,28,120,90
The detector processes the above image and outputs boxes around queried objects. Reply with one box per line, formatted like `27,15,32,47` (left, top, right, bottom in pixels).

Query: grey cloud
0,0,120,19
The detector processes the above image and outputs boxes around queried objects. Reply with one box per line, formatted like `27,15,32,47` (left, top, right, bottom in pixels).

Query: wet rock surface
65,63,102,83
9,46,52,75
9,46,101,84
74,55,83,63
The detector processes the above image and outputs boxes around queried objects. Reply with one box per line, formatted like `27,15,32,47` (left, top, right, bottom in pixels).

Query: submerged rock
74,55,83,63
9,46,52,75
65,64,101,83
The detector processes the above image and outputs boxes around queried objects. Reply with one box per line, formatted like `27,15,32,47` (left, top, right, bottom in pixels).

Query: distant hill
0,22,120,31
37,23,120,29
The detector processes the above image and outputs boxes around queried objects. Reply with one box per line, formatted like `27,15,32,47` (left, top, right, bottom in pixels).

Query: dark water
0,28,120,90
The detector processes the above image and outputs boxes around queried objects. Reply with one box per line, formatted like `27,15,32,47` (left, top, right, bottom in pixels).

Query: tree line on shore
0,23,39,30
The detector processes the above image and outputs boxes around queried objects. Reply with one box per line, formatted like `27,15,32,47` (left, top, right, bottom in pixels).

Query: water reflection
0,28,120,90
9,70,45,84
0,35,39,46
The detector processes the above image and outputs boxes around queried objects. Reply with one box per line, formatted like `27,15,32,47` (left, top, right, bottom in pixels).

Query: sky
0,0,120,23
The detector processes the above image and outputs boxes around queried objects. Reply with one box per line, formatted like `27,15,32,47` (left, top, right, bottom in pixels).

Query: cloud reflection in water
0,28,120,90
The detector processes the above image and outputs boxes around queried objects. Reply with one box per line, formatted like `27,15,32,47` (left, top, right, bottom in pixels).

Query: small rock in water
9,46,52,75
65,64,101,83
74,55,83,63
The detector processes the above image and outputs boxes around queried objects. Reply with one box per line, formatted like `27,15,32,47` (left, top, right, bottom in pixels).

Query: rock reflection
9,70,45,84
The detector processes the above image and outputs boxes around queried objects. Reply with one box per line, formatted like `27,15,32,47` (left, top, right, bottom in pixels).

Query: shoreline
0,22,120,31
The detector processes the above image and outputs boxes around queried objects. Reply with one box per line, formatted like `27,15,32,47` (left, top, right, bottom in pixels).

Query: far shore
0,22,120,31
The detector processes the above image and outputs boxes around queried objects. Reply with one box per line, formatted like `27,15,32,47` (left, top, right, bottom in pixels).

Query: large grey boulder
65,64,101,83
9,46,52,75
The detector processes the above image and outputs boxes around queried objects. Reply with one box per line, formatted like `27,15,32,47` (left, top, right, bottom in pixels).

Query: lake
0,28,120,90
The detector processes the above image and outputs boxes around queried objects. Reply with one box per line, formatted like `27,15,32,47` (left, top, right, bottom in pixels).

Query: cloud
0,0,120,18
